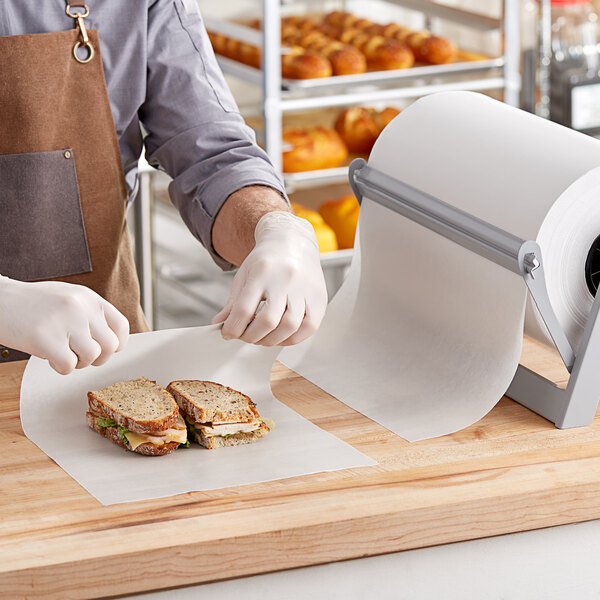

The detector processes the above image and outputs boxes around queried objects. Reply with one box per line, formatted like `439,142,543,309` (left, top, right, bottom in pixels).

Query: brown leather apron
0,1,148,361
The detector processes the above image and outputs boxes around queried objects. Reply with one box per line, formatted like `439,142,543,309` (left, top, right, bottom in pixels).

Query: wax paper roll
282,92,600,441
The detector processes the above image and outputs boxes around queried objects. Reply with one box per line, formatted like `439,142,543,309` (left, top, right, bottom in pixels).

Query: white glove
0,277,129,375
212,211,328,346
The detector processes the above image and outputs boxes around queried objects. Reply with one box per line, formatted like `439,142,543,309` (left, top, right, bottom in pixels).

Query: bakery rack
203,0,520,189
133,0,521,328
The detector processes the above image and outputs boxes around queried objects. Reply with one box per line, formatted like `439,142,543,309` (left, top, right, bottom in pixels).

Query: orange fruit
291,202,339,253
319,195,360,249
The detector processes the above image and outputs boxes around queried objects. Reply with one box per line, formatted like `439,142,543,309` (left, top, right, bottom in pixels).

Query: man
0,0,327,374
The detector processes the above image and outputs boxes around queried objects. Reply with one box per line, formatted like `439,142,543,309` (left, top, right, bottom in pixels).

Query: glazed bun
334,106,401,154
282,127,348,172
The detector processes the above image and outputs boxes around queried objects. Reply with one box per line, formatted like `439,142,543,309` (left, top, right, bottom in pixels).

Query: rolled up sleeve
140,0,287,270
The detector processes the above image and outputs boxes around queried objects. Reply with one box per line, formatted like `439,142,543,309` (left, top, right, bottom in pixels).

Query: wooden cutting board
1,337,599,599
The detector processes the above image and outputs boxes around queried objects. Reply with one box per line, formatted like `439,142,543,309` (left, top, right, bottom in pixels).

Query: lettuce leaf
96,417,117,428
117,426,129,445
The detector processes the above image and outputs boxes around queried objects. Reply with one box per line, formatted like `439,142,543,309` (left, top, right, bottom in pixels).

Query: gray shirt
0,0,286,270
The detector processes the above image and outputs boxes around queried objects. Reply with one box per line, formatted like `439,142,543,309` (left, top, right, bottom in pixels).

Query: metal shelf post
503,0,520,106
263,0,283,175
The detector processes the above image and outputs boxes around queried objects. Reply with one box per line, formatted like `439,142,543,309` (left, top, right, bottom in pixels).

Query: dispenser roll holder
349,158,600,429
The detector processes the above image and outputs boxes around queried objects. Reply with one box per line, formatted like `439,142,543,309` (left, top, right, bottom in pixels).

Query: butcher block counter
2,337,600,599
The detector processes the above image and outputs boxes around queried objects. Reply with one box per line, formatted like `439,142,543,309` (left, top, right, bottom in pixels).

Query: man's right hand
0,277,129,375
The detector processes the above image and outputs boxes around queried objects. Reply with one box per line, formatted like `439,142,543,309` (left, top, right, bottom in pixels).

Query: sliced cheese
90,411,188,451
126,431,163,450
124,426,188,451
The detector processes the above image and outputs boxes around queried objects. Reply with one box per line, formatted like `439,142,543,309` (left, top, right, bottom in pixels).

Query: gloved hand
212,210,328,346
0,276,129,374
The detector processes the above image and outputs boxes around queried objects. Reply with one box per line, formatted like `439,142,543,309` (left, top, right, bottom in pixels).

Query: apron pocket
0,149,92,281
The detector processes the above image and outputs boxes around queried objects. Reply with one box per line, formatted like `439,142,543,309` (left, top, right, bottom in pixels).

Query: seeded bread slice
87,377,179,434
190,421,270,450
167,380,259,424
86,412,179,456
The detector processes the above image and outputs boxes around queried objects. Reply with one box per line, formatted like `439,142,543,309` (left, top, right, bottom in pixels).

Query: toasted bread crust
191,421,270,449
86,413,180,456
87,378,179,434
167,380,259,424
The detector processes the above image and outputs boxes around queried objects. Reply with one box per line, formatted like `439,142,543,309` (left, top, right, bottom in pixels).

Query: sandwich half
86,377,187,456
166,380,270,449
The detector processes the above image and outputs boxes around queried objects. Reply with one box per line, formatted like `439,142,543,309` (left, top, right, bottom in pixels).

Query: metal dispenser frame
349,158,600,429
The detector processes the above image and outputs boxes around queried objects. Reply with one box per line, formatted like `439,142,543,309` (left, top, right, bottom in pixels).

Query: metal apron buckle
65,2,94,64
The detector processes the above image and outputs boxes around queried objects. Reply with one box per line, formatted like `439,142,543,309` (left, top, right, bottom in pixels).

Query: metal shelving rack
205,0,521,191
134,0,521,327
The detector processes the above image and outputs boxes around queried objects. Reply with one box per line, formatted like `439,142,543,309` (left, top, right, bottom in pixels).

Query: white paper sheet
20,325,375,505
282,92,600,442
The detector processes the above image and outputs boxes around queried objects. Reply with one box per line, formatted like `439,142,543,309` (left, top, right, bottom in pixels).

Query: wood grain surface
1,337,599,599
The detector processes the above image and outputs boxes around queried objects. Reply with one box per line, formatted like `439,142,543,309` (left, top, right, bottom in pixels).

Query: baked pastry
283,31,366,75
282,127,348,172
334,106,401,154
281,18,367,75
280,15,412,71
281,15,317,33
208,31,260,68
376,25,458,65
281,46,333,79
322,11,364,29
207,30,332,79
323,26,414,70
323,11,458,65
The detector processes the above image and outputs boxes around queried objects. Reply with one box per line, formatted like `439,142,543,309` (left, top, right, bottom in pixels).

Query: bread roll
323,11,363,30
326,43,368,75
208,31,332,79
373,106,401,133
325,26,414,70
323,11,458,66
280,15,412,71
282,47,333,79
334,106,401,154
282,16,316,32
282,127,348,172
403,31,459,65
334,108,380,154
283,29,366,76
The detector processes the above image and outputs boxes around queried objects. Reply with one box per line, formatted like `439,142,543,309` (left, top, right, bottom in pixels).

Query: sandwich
86,377,187,455
166,380,271,449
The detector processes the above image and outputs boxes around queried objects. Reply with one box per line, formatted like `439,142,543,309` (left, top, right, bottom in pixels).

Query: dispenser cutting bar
348,158,576,371
350,158,526,274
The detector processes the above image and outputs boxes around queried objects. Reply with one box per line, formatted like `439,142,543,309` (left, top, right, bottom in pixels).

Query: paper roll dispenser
349,157,600,430
584,235,600,296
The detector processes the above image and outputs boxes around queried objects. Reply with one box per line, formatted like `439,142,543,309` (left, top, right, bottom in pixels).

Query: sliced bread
87,377,179,434
166,380,259,424
189,421,270,450
86,412,180,456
